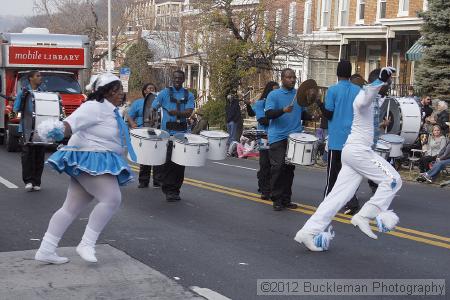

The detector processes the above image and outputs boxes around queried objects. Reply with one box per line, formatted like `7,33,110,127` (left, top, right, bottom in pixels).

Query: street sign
119,67,131,93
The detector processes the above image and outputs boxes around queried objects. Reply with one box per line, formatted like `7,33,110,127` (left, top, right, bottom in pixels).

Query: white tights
39,173,121,252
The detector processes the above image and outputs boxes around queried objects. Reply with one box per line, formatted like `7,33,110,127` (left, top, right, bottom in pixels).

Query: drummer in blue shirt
265,68,314,211
252,81,280,200
315,60,361,215
128,83,161,189
152,70,195,202
13,71,46,191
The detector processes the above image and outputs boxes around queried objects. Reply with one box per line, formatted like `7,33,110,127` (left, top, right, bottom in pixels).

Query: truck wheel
6,125,20,152
0,128,5,145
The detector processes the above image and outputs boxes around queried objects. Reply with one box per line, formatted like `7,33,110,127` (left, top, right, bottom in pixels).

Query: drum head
289,133,318,142
200,130,229,138
175,133,208,145
380,134,405,144
130,128,169,140
376,141,391,151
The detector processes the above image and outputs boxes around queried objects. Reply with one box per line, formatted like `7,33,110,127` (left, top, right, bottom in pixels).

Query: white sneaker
33,185,41,191
76,244,97,263
35,250,69,264
25,183,33,191
294,231,324,252
351,215,378,239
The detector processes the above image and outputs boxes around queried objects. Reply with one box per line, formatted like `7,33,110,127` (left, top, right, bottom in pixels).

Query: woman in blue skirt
35,73,136,264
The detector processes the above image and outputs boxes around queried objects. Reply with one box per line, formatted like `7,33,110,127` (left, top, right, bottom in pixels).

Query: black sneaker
283,203,298,209
261,194,270,200
138,183,149,188
166,194,181,202
273,203,284,211
153,182,161,189
343,206,359,215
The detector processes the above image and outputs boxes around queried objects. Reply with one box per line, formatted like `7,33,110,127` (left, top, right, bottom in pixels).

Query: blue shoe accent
313,226,335,250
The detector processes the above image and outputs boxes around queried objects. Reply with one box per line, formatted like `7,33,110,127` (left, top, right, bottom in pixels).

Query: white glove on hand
379,67,396,82
37,119,65,143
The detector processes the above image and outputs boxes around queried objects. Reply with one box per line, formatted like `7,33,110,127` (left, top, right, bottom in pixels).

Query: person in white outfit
294,67,402,251
34,73,136,264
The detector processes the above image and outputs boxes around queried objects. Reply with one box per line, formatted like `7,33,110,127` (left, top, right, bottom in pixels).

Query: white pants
44,173,122,240
301,144,402,235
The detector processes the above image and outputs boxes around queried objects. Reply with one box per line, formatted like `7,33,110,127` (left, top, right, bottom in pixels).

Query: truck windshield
17,73,82,94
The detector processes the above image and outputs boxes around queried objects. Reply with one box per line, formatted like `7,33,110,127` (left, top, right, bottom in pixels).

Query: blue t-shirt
152,87,195,135
128,98,145,127
325,80,361,150
265,88,304,145
252,99,268,132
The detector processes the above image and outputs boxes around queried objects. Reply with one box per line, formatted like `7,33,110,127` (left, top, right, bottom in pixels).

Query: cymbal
297,79,319,107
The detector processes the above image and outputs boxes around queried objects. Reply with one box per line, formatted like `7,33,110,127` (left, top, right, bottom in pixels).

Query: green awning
406,39,424,61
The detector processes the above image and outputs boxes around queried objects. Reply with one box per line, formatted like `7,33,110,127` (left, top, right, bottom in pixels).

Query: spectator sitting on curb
417,139,450,183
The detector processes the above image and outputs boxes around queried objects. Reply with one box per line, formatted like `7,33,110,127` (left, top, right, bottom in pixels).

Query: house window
377,0,387,20
356,0,365,23
338,0,349,27
316,0,321,29
398,0,409,16
288,2,297,35
276,8,282,30
321,0,331,29
304,0,312,34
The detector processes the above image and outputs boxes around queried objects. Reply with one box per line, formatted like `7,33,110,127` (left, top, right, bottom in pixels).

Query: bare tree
27,0,136,65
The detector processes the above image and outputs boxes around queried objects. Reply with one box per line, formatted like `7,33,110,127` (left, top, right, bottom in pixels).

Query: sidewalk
0,244,204,300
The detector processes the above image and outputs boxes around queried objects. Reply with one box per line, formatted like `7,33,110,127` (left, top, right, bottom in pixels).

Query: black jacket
436,110,449,134
226,99,241,123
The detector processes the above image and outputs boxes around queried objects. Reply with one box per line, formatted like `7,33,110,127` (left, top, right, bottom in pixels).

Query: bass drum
379,97,421,145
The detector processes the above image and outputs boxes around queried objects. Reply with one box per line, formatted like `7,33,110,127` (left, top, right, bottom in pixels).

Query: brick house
301,0,426,93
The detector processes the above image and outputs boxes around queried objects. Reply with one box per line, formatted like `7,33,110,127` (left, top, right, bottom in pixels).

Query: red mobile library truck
0,28,90,151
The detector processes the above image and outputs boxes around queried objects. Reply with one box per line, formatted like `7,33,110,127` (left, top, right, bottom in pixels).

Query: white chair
408,149,426,179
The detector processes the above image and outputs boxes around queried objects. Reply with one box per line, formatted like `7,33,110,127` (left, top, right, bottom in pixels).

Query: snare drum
22,91,62,144
374,141,391,160
129,128,169,165
285,133,318,165
380,134,405,158
171,133,209,167
200,130,229,160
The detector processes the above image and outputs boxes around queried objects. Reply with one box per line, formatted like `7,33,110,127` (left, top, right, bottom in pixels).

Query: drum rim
288,132,318,142
380,134,405,144
173,136,209,146
130,128,170,141
200,130,230,139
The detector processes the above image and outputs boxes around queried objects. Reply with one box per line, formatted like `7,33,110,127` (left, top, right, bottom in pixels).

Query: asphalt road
0,146,449,299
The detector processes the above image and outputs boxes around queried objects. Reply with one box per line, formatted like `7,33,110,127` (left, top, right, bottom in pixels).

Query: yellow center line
129,166,450,249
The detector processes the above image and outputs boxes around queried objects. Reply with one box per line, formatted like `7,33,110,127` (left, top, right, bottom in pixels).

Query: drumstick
385,98,391,133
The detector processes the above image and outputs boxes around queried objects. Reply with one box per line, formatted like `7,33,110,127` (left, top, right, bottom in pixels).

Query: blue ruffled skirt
47,150,134,186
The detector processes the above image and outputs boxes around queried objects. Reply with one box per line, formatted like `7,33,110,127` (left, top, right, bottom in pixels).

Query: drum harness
165,87,189,132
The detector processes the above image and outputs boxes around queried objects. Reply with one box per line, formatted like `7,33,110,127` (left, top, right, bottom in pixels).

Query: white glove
37,119,65,143
379,67,396,82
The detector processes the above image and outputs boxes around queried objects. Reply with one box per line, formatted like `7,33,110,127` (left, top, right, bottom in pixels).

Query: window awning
406,39,424,61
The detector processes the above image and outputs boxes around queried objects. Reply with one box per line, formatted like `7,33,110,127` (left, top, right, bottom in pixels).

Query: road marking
190,286,231,300
211,162,258,171
0,176,18,189
130,166,450,250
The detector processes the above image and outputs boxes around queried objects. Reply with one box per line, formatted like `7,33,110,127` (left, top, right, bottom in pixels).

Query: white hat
85,74,99,92
96,73,120,89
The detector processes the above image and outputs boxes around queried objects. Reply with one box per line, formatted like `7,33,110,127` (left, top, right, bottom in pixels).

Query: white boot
35,232,69,264
76,226,100,263
351,204,380,239
294,230,324,252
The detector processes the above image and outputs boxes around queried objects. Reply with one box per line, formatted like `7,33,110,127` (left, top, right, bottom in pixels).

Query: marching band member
13,71,46,191
265,68,312,211
151,70,195,202
34,73,136,264
252,81,279,200
316,60,361,215
127,83,162,189
295,67,402,252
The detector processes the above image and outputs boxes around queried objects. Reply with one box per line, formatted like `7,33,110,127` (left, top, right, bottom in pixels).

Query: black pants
21,144,46,186
258,149,271,197
419,155,436,172
160,141,185,196
324,150,359,209
138,165,162,185
269,140,295,205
